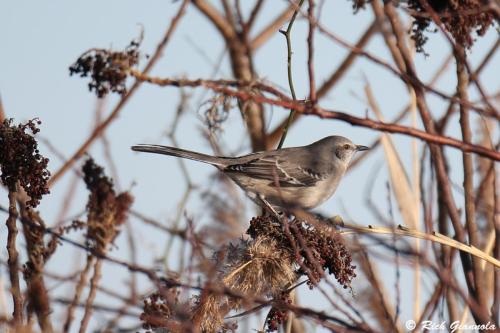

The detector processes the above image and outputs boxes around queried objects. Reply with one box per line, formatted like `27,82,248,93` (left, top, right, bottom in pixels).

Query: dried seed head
115,192,134,226
408,0,495,52
0,118,50,207
222,237,297,297
82,158,133,254
248,215,356,289
192,293,230,333
265,292,293,332
69,37,141,97
141,289,176,332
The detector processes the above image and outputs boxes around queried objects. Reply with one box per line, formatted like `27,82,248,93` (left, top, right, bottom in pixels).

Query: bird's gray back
221,137,348,208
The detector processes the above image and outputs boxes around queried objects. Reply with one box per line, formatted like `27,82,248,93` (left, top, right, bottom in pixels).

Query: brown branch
474,37,500,77
247,0,265,29
79,259,103,333
369,12,465,318
127,74,288,99
250,4,295,50
221,0,237,31
313,108,499,161
307,0,317,105
415,282,443,328
130,72,500,161
357,249,400,332
6,188,23,326
456,47,487,309
18,200,53,333
54,174,79,227
63,256,94,333
340,224,500,268
493,158,500,324
48,0,189,187
55,298,140,318
103,222,139,329
0,94,5,122
436,37,499,133
192,0,236,40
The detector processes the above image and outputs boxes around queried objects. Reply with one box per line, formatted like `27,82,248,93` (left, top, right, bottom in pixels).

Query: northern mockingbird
132,136,368,209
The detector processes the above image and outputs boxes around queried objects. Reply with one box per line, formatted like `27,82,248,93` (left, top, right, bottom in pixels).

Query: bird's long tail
131,144,228,167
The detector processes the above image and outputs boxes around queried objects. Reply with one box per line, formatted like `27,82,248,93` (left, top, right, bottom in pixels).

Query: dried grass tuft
223,236,297,297
192,294,230,332
192,235,296,332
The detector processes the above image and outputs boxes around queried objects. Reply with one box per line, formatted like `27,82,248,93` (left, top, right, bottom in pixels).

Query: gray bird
131,136,369,209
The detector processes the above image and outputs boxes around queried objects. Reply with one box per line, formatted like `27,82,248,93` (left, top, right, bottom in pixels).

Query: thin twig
307,0,317,105
79,259,103,333
0,94,5,122
493,156,500,324
63,256,94,333
247,0,265,29
277,0,304,149
358,249,400,332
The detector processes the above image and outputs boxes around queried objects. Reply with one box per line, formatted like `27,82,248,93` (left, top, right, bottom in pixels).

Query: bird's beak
356,145,370,151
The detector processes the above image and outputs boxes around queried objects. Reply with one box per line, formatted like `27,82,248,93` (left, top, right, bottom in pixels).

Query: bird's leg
257,195,284,221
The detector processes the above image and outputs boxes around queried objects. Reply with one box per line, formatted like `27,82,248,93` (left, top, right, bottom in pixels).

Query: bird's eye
344,144,350,150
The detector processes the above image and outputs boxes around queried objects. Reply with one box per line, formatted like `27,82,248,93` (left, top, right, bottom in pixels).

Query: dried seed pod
0,118,50,207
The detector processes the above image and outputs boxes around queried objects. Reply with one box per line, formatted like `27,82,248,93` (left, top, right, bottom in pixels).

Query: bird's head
327,136,369,164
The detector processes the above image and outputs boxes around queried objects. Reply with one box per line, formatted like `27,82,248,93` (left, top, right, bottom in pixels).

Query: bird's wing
223,154,328,187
